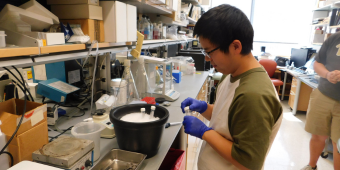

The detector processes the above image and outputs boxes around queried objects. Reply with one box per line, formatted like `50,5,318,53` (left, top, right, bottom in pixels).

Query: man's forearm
200,104,213,120
314,61,329,78
202,130,249,170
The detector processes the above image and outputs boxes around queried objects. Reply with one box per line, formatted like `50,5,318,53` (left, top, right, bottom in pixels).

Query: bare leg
308,134,328,167
333,141,340,170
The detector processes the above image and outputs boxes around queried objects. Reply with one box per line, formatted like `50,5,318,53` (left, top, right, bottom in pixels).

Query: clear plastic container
111,78,127,106
71,119,105,161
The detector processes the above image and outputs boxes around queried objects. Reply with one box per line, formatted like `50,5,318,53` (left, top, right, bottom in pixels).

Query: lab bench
47,71,211,170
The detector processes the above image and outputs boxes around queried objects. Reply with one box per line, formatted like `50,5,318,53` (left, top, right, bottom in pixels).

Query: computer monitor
291,48,309,68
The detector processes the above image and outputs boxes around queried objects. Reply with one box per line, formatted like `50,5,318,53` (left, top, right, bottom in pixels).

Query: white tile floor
188,101,335,170
264,101,334,170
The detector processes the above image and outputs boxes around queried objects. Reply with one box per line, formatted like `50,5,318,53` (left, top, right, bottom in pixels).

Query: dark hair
194,4,254,55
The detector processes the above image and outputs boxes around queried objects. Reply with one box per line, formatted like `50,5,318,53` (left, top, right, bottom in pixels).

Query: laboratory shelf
0,47,39,58
330,25,340,29
182,0,203,8
122,0,172,15
40,44,86,54
311,23,328,26
0,39,195,71
313,4,333,11
188,17,197,24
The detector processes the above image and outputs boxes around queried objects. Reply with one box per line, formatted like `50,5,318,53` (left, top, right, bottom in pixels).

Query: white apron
197,75,283,170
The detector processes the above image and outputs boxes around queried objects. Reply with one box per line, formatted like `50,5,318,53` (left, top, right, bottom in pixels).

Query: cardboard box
0,99,48,165
60,19,105,42
51,4,102,20
100,1,127,43
47,0,99,6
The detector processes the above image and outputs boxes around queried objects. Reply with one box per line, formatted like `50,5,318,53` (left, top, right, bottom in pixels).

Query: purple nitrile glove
182,116,212,139
180,97,208,114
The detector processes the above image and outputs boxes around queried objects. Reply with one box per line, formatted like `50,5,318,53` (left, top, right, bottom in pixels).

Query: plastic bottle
290,62,295,70
141,108,146,118
146,16,153,40
0,120,10,170
155,15,163,38
153,23,160,39
142,15,150,40
150,106,156,119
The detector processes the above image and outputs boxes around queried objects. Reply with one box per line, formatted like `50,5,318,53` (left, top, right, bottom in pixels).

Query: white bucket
71,121,105,161
0,31,6,48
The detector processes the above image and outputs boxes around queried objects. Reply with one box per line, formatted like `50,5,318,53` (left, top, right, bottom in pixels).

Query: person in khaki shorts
301,32,340,170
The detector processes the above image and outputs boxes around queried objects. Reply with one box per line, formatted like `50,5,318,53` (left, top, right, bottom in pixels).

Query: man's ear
230,40,242,55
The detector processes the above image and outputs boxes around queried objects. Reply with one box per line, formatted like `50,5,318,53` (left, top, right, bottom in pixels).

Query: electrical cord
48,126,73,142
2,151,13,166
0,66,27,165
3,67,34,102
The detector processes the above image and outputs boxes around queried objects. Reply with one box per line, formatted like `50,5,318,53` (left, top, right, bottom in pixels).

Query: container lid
151,106,156,110
184,106,189,111
141,108,145,112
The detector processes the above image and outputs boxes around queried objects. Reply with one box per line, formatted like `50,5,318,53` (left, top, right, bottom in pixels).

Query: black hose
0,151,14,166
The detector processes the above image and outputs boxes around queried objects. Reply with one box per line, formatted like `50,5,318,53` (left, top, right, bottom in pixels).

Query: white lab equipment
0,120,9,170
8,161,62,170
0,31,6,48
92,113,115,139
71,118,105,161
95,94,115,112
144,56,180,101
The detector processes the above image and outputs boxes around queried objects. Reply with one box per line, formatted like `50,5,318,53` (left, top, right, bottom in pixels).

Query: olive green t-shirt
228,67,282,169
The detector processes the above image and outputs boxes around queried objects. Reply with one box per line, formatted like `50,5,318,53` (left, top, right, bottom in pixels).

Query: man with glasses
180,4,283,170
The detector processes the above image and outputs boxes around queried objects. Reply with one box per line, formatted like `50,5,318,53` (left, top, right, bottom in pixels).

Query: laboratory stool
259,59,284,96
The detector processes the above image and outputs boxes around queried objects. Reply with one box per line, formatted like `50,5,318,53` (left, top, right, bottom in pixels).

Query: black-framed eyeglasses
201,47,220,58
